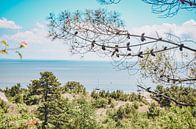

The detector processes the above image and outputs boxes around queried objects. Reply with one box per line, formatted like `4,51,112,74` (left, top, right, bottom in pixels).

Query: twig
137,85,195,107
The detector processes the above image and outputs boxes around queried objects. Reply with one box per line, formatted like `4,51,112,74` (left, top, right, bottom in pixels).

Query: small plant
93,97,109,108
63,81,86,95
147,102,160,119
133,101,139,109
0,99,8,113
191,107,196,117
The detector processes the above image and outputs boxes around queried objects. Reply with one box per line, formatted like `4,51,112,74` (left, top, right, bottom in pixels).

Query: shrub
191,107,196,117
3,83,25,103
93,97,108,108
154,85,196,107
147,103,160,119
63,81,86,95
0,99,8,113
133,101,139,109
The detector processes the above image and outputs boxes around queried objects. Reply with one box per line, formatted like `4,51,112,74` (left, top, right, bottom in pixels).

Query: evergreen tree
3,83,25,103
63,81,86,95
24,79,42,105
26,72,61,128
4,83,21,98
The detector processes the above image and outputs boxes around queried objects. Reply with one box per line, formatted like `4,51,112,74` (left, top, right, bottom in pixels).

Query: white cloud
0,18,21,29
2,20,195,60
3,22,49,44
2,22,106,60
130,19,196,40
4,20,196,45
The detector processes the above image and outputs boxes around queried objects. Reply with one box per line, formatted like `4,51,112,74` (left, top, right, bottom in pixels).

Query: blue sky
0,0,195,60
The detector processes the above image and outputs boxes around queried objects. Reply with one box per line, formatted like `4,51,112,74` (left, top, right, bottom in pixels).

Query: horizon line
0,58,114,62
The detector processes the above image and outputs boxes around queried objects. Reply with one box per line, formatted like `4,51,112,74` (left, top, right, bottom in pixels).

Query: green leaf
1,40,9,47
16,51,22,59
0,49,8,54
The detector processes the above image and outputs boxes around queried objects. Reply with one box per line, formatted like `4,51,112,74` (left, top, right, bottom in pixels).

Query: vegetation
62,81,86,95
0,39,27,58
91,89,146,108
103,103,196,129
1,0,195,128
45,4,195,129
0,71,195,129
48,8,195,86
97,0,196,17
153,85,196,107
91,90,144,102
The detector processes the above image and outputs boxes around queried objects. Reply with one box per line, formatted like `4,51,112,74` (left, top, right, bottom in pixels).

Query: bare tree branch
137,85,195,106
48,9,196,85
97,0,196,17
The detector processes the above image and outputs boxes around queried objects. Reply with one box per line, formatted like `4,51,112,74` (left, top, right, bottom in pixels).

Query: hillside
0,72,195,129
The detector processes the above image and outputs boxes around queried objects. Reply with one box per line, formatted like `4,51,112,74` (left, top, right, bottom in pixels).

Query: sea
0,59,155,91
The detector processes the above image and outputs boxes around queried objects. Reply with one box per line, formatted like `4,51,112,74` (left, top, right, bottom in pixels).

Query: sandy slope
0,91,8,102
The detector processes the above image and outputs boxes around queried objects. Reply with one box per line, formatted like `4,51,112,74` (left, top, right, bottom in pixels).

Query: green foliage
110,90,129,101
3,83,25,103
31,72,100,129
92,97,109,108
154,85,196,107
40,96,101,129
4,83,22,98
147,103,160,119
0,114,40,129
191,107,196,117
24,72,61,106
0,72,195,129
91,89,145,109
0,103,40,129
103,103,196,129
91,90,144,102
33,72,61,128
70,97,101,129
62,81,86,95
0,99,9,113
133,101,139,109
103,104,141,129
0,40,9,54
157,105,196,129
0,39,27,58
112,104,137,121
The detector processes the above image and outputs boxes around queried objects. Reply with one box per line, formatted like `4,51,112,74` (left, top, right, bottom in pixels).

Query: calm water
0,59,154,91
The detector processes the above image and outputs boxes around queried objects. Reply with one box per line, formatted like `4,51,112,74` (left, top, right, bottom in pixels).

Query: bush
63,81,86,95
93,97,108,108
104,104,139,128
191,107,196,117
158,105,196,129
3,84,25,103
71,97,101,129
154,85,196,107
91,90,145,103
133,101,139,109
0,99,8,113
147,103,160,119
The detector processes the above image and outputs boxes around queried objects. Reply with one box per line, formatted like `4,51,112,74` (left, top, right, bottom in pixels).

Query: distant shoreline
0,58,114,62
0,59,154,91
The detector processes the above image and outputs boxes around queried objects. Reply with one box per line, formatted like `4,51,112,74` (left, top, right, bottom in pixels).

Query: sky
0,0,195,60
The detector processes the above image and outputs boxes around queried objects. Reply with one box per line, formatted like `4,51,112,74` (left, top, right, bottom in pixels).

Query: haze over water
0,59,154,91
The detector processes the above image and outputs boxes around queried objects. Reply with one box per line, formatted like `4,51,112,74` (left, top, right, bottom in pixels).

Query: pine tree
24,80,43,105
26,72,61,128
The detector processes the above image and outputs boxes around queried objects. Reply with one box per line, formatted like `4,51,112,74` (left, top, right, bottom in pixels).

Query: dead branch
48,9,196,85
137,85,195,106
